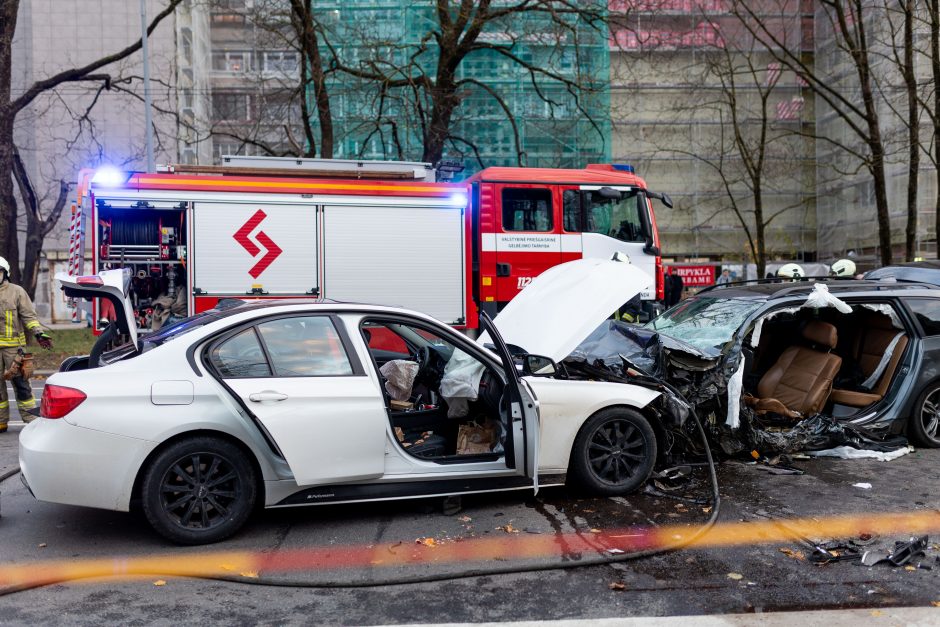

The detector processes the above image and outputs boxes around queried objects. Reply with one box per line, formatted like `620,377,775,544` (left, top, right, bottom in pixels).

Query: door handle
249,390,289,402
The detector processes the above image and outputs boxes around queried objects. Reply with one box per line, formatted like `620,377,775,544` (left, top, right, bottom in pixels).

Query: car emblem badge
233,209,283,278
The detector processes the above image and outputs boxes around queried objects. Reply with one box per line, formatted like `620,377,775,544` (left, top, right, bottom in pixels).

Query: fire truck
69,156,669,333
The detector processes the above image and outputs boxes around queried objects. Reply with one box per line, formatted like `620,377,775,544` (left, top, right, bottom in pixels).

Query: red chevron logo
233,209,282,278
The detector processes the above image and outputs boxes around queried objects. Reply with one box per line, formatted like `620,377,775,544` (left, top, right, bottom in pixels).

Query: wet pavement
1,419,940,624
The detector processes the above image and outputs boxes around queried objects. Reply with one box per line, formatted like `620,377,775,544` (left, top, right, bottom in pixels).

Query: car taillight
40,384,87,419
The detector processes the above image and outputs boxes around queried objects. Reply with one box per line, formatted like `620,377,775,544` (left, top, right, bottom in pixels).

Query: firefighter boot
13,375,36,424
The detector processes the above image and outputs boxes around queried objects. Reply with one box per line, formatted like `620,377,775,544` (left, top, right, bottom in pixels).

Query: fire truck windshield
584,190,647,243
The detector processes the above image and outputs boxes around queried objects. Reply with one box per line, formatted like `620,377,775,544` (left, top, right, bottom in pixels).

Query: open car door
479,311,539,493
55,269,138,351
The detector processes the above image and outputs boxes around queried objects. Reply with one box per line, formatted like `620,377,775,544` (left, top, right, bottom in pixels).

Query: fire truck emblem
233,209,283,278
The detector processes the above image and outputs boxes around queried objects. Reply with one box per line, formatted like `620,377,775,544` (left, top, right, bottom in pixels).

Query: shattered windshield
645,296,762,355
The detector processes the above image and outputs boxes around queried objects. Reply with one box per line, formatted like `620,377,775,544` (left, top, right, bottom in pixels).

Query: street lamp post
140,0,155,172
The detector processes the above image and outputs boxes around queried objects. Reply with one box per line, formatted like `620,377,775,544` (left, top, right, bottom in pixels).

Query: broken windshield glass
645,296,762,356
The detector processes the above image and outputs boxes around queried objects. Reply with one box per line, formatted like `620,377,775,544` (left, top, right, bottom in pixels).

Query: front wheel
909,383,940,448
569,408,657,496
141,436,258,544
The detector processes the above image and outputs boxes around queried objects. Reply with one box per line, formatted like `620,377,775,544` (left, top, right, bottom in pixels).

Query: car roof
695,277,940,301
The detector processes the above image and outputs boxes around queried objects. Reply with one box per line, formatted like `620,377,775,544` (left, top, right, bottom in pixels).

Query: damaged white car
572,277,940,464
20,259,680,544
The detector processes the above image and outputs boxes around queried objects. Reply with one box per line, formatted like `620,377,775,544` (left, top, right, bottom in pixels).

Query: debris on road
852,482,873,489
862,535,930,568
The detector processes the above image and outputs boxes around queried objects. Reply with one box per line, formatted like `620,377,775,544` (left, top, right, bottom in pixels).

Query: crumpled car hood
488,258,653,363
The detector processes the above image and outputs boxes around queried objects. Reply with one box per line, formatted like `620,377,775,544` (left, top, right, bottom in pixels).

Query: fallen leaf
240,571,259,578
582,509,595,513
727,572,743,580
416,537,437,547
750,450,760,460
870,610,883,617
498,524,519,534
904,565,916,571
778,547,806,561
38,543,47,548
702,507,713,514
609,582,626,591
931,601,940,607
590,528,602,534
458,516,472,523
153,580,166,586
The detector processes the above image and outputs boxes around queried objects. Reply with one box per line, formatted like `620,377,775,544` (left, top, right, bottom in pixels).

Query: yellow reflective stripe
0,401,9,408
16,399,35,409
5,311,11,338
24,321,40,330
0,334,26,347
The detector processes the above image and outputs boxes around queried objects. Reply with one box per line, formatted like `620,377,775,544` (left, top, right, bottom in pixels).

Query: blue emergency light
612,163,635,173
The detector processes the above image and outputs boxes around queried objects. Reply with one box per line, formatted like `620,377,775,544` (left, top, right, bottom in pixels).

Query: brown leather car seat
752,320,842,418
830,311,908,408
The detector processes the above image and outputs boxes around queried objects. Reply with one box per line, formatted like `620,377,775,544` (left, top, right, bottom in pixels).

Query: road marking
1,510,939,590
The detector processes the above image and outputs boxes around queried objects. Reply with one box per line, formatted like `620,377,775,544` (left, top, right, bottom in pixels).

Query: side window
563,190,581,232
905,298,940,335
257,316,353,376
502,188,553,232
362,322,410,355
585,191,646,243
211,328,271,377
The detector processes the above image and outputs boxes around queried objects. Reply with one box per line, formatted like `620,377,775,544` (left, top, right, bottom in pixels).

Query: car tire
909,382,940,448
569,408,657,496
141,436,257,545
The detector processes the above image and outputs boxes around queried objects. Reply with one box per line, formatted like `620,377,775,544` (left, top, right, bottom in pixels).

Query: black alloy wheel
569,408,657,495
910,382,940,448
142,436,257,544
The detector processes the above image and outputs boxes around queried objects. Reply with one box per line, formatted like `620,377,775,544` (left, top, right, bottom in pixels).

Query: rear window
210,316,354,377
905,298,940,336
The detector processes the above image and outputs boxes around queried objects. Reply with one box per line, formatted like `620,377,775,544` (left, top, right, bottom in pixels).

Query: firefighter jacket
0,281,45,348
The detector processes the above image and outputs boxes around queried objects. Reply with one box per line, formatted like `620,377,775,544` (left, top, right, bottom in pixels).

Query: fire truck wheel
568,408,656,496
141,436,257,545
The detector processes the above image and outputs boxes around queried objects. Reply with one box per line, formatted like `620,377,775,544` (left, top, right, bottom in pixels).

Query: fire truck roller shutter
192,202,318,296
322,204,466,325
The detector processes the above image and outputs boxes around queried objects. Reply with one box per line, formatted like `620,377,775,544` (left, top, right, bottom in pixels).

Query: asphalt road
1,379,940,624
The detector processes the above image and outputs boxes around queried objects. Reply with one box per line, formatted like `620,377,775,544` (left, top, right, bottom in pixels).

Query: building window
212,92,251,121
262,51,299,75
211,51,252,73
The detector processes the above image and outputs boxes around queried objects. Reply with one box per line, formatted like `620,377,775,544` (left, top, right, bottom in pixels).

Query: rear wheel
909,383,940,448
569,408,656,496
141,436,257,544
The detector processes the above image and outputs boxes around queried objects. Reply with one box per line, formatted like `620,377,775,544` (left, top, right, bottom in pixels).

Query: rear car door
209,313,388,486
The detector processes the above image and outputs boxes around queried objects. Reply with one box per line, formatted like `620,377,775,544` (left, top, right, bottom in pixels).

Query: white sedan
21,259,665,544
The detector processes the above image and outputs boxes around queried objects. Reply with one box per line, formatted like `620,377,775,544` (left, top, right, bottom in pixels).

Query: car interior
742,303,910,420
360,320,508,462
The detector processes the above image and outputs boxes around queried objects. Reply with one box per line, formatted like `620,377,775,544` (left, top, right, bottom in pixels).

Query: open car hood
487,257,653,363
55,269,138,348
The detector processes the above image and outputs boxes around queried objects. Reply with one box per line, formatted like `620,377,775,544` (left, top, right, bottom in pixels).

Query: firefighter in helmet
0,257,52,433
830,258,857,278
777,263,805,281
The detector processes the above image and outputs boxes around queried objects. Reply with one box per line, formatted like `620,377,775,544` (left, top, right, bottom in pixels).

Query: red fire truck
69,157,669,333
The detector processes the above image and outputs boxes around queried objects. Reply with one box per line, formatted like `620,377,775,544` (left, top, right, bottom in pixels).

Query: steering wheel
414,346,432,379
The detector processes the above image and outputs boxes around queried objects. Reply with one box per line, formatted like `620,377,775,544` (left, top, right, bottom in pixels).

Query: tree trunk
423,77,460,164
931,0,940,258
291,0,332,158
903,0,919,262
753,181,766,279
21,217,41,297
0,0,17,278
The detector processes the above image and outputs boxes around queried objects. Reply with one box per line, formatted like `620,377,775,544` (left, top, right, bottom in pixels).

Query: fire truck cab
469,164,668,319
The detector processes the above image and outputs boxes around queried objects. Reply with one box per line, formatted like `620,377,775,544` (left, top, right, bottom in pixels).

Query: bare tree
0,0,183,285
325,0,607,165
732,0,896,266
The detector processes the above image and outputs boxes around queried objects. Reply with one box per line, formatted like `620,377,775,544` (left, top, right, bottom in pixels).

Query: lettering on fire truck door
492,186,562,302
192,202,318,295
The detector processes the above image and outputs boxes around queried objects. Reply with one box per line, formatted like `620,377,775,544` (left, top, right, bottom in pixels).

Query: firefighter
0,257,52,433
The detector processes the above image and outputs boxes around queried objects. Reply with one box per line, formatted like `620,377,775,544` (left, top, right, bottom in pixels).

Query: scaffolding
309,1,611,173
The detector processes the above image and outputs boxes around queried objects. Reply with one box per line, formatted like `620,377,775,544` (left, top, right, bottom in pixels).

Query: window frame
500,186,554,233
205,312,366,379
902,297,940,337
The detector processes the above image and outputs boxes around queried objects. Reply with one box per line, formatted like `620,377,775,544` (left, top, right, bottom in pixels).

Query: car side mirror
524,354,558,376
643,239,660,256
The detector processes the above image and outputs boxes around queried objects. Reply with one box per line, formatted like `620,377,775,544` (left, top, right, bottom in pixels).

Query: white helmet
0,257,9,275
777,263,804,279
830,258,856,277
